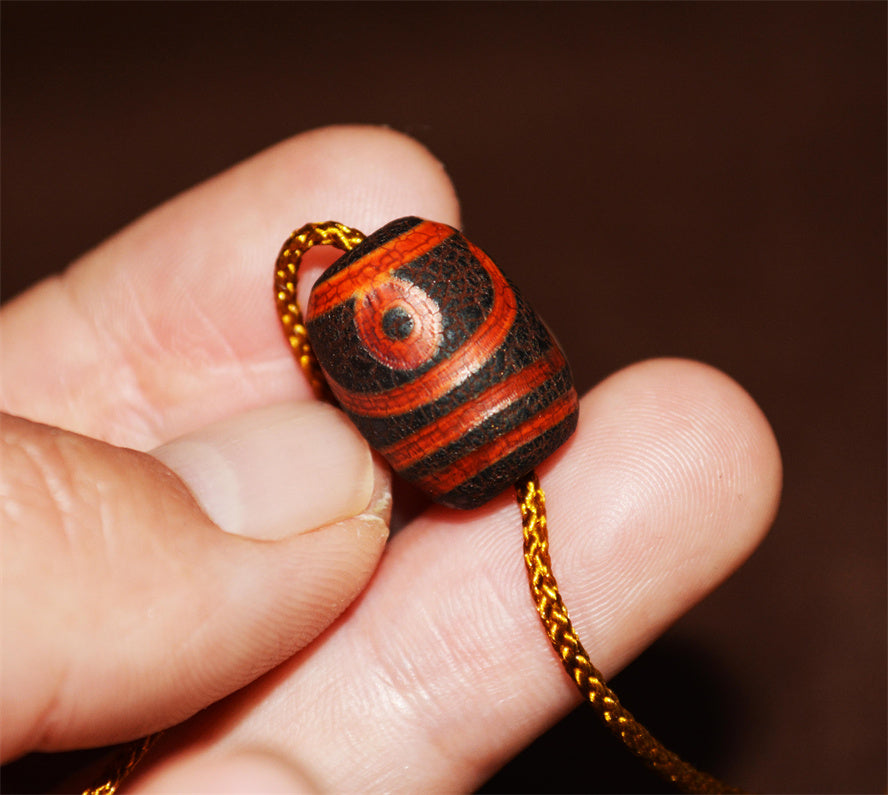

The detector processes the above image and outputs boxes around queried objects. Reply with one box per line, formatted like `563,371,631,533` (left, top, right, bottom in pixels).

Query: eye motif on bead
305,216,579,510
352,277,443,370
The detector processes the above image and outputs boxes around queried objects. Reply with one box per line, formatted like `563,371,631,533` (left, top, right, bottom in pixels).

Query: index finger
0,125,460,449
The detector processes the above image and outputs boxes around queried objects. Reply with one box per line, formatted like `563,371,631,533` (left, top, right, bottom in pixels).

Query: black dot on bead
382,306,415,340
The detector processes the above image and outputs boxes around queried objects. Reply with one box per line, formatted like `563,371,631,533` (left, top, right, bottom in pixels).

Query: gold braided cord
274,221,366,398
516,471,743,794
81,733,161,795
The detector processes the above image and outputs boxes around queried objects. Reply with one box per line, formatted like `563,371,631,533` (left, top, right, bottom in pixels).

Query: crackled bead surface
305,216,578,509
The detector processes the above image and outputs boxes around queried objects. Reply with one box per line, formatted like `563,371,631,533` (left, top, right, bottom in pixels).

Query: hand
1,125,781,792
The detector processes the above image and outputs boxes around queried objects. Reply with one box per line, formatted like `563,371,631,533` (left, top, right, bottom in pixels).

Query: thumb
0,403,389,762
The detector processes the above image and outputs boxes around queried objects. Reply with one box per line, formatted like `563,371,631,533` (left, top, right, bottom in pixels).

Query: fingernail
152,403,377,540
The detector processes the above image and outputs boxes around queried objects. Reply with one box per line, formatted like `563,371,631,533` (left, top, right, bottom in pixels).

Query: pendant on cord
281,216,579,508
273,217,742,794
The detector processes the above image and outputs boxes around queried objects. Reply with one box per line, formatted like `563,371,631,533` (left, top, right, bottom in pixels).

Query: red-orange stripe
307,220,453,319
416,387,578,498
328,240,518,417
380,345,568,470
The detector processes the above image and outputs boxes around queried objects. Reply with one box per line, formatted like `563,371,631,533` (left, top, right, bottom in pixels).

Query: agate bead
305,216,579,509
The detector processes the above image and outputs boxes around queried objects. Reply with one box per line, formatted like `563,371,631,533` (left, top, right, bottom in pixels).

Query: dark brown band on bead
414,387,578,500
379,345,569,471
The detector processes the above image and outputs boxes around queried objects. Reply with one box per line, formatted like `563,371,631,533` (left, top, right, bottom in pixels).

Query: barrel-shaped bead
305,216,578,509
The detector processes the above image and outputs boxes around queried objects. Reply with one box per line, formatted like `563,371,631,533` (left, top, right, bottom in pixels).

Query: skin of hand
0,125,781,793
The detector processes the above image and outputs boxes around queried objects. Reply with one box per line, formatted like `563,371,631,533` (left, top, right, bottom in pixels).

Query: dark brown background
2,3,885,793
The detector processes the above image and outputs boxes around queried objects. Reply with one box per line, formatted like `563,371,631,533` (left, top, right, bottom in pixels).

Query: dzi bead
305,217,579,509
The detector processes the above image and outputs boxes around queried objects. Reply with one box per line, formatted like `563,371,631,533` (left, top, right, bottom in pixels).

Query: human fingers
0,402,389,763
0,125,460,450
135,750,320,795
128,359,781,793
